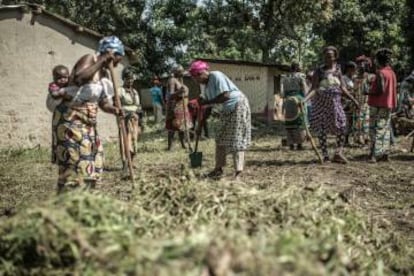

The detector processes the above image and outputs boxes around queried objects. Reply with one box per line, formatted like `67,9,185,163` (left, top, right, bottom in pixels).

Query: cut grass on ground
1,121,413,275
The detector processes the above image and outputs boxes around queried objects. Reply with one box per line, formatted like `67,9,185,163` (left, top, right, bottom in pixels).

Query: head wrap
323,46,339,59
122,67,135,80
189,60,209,76
98,35,125,56
355,55,372,68
172,65,185,77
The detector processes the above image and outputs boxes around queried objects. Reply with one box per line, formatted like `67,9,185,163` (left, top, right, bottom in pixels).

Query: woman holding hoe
189,60,251,179
52,36,124,192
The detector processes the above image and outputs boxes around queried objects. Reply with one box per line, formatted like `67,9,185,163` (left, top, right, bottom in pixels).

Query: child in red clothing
46,65,70,112
49,65,69,97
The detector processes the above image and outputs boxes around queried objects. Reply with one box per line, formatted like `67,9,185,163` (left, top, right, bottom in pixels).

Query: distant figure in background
305,46,359,163
342,61,357,145
189,60,251,179
281,62,307,150
397,70,414,118
119,69,141,166
353,55,374,145
150,78,164,124
165,65,193,150
367,48,397,162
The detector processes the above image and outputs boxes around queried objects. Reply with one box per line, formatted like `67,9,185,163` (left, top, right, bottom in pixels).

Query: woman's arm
71,52,112,86
304,73,319,102
201,92,231,105
99,98,121,115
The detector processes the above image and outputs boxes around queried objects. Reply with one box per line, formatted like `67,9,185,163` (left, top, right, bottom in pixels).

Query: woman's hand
113,106,125,117
198,97,209,106
102,51,116,67
353,99,360,111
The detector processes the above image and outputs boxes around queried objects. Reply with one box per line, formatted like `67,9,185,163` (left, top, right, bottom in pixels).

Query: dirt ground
2,120,412,239
1,119,414,273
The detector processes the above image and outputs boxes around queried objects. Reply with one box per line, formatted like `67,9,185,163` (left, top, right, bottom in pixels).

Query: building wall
207,63,269,114
0,9,127,149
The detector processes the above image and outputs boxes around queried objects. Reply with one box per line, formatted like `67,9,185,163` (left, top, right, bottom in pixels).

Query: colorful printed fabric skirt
369,106,391,157
352,103,370,137
165,98,193,131
124,112,139,154
216,95,251,153
52,103,104,188
310,88,346,135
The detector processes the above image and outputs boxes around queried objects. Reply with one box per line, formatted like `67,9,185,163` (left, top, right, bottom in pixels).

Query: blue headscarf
98,36,125,56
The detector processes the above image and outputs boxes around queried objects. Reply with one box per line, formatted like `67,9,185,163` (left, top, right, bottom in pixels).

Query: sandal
234,171,242,180
332,153,349,164
205,168,223,179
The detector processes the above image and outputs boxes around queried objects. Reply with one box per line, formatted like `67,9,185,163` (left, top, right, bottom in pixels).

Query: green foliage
317,0,408,75
2,0,413,79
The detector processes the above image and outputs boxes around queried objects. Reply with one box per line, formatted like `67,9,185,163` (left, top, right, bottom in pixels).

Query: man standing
367,48,397,162
150,78,164,124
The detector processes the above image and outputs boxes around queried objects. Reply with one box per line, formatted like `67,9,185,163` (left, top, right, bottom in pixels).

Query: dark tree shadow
248,147,282,152
246,159,319,167
390,154,414,161
104,166,124,172
348,154,370,162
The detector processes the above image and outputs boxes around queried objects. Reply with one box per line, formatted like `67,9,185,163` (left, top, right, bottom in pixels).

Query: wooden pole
300,102,324,164
108,61,135,181
182,94,193,153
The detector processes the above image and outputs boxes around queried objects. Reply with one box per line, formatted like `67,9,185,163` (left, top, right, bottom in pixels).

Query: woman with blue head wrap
51,35,126,193
98,35,125,57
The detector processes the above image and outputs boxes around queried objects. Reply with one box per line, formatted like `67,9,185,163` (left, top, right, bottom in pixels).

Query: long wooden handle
194,106,203,153
182,96,193,153
108,62,135,181
300,102,323,164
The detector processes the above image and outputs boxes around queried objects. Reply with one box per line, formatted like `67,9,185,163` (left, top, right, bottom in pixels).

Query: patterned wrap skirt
52,103,104,187
310,87,346,136
216,95,251,153
165,98,193,131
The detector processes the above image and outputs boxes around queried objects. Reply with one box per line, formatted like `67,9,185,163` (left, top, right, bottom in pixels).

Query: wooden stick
194,106,203,153
181,89,193,153
300,102,324,164
116,116,127,168
108,62,135,181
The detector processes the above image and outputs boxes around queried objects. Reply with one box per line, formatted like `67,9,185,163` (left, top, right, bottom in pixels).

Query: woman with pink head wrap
189,60,209,76
189,60,251,180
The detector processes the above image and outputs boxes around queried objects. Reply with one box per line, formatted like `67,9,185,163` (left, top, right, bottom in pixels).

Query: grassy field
1,119,414,275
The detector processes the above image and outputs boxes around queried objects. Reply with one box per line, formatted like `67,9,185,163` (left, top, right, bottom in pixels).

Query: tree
317,0,408,76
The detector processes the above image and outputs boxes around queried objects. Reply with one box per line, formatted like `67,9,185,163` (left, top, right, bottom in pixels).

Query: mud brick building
0,4,133,149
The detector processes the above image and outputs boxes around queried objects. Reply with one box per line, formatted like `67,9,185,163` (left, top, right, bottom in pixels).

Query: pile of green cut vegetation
1,177,413,275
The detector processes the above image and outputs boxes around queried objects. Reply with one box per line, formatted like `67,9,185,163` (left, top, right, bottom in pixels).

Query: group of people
281,46,398,164
46,36,252,192
46,33,412,192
